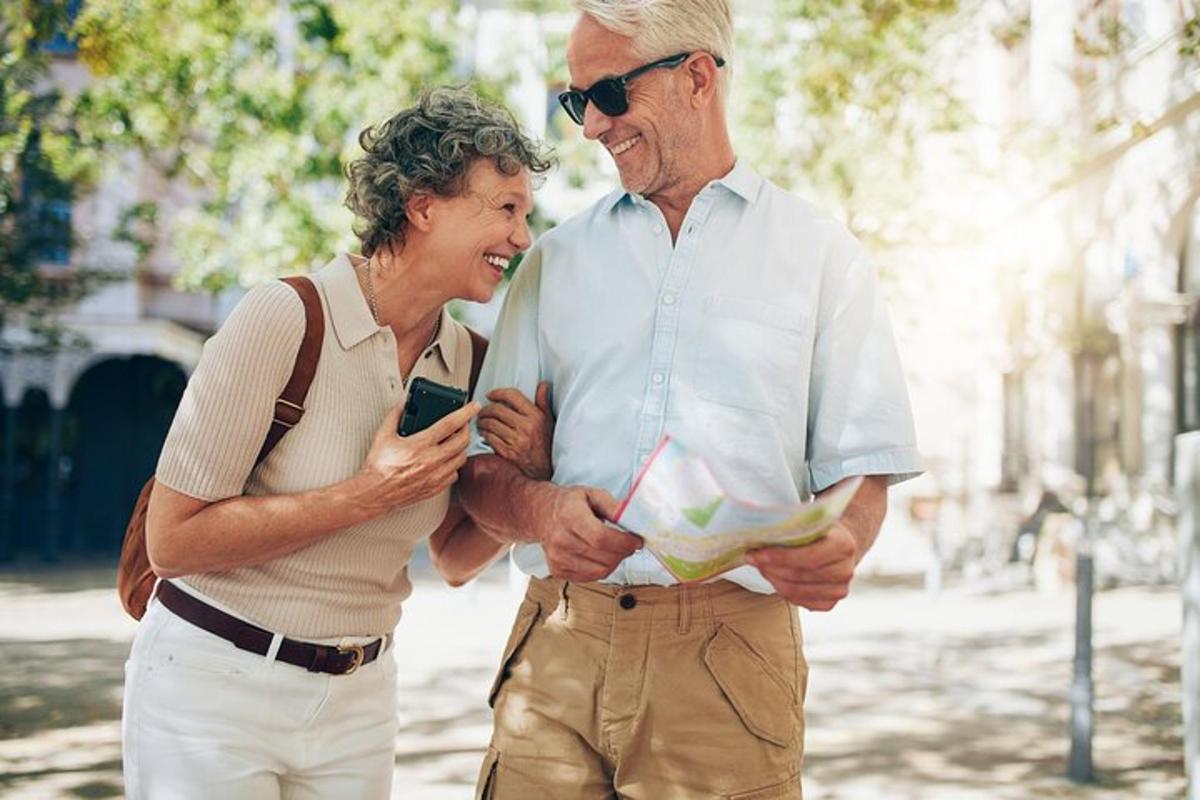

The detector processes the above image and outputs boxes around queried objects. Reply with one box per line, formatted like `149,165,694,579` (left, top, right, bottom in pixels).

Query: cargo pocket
487,599,541,708
475,746,499,799
702,623,796,747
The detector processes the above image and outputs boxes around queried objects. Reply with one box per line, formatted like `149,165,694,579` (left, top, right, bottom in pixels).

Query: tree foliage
13,0,969,300
75,0,472,291
0,1,105,350
733,0,967,247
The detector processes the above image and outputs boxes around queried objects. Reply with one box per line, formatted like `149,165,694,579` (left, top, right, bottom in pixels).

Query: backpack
116,275,488,619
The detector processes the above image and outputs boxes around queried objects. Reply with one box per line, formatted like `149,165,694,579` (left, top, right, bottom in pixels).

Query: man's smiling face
565,15,694,198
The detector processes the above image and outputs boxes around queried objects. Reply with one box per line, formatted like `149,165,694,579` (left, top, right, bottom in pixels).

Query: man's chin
617,172,650,196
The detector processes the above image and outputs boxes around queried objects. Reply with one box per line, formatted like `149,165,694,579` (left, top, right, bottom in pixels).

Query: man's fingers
479,402,525,430
584,487,621,521
746,549,854,584
485,387,537,414
747,533,854,572
478,419,516,452
548,537,618,574
575,520,642,557
758,574,851,610
535,381,552,414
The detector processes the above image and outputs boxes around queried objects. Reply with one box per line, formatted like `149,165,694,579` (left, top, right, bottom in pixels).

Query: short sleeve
156,281,306,501
806,240,922,492
469,244,545,457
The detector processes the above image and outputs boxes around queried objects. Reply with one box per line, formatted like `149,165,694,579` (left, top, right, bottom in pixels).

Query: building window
20,145,73,266
39,0,83,57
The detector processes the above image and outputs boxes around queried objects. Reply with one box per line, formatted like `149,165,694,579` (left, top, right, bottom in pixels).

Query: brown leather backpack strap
466,326,488,397
255,276,325,464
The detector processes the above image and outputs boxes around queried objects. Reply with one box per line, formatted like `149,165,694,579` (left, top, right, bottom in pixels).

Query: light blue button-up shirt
469,161,922,593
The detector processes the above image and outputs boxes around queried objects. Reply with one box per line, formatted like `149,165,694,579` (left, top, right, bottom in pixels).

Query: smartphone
398,377,468,436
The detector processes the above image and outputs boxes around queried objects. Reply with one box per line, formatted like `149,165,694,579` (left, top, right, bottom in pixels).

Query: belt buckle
337,644,365,675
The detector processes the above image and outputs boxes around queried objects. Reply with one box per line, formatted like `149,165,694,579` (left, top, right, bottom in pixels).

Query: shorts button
619,594,637,610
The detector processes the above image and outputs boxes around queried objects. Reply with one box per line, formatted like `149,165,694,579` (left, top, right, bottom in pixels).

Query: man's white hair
572,0,734,91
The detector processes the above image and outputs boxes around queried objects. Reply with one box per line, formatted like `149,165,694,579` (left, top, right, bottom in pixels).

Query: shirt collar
316,253,378,350
314,253,457,373
712,159,763,204
602,158,763,214
430,305,458,375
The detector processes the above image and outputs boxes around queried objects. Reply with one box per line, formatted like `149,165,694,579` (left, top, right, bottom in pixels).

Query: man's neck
647,147,736,243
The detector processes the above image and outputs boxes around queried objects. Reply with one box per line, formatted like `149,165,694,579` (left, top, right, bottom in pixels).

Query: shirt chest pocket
690,296,810,417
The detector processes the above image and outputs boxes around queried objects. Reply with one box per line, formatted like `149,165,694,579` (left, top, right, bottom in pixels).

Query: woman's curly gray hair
345,87,554,257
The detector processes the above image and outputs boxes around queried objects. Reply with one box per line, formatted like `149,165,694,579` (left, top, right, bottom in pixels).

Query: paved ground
0,560,1186,799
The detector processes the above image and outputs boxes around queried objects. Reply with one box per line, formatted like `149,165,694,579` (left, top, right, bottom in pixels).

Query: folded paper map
614,437,863,583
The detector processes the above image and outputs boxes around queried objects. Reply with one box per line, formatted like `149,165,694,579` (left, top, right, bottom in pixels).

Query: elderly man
460,1,921,797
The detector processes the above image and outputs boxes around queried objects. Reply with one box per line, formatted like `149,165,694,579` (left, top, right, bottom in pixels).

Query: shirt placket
624,194,714,584
376,329,404,401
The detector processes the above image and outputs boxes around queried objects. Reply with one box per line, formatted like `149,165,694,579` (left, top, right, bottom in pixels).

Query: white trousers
122,594,398,799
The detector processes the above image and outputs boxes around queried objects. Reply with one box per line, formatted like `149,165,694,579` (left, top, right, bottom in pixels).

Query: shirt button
653,224,664,235
619,594,637,610
663,294,676,305
652,373,665,384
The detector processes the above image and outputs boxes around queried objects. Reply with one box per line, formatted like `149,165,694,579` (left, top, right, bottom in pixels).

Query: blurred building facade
992,0,1198,577
0,4,580,562
0,32,218,560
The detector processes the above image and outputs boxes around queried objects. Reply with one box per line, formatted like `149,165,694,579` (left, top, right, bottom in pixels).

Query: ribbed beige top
156,253,472,638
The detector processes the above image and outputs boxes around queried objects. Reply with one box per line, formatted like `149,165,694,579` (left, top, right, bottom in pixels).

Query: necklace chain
359,258,441,349
361,260,381,326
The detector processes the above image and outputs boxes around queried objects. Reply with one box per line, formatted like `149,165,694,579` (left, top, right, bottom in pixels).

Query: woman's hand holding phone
358,401,480,513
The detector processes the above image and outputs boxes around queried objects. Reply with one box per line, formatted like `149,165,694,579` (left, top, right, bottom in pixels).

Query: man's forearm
459,453,552,543
821,475,889,563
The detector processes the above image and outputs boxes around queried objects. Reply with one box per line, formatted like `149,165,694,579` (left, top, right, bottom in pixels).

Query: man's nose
581,100,613,141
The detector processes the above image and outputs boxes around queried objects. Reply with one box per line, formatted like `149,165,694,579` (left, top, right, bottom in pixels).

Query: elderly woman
121,88,554,799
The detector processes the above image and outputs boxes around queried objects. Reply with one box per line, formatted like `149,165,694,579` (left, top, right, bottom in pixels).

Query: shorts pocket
693,296,808,417
703,623,796,747
727,772,803,799
487,599,541,708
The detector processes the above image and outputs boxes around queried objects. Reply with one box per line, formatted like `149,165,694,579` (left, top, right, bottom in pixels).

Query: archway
3,389,53,560
62,356,186,557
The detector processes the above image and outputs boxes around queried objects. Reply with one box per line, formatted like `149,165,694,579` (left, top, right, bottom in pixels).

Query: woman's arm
427,381,554,586
148,402,478,577
426,495,509,587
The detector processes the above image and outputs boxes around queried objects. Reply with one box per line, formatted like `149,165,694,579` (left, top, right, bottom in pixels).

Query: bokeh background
1,1,1198,798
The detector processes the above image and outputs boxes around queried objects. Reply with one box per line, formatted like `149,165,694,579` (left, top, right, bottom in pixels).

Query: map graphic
614,437,863,582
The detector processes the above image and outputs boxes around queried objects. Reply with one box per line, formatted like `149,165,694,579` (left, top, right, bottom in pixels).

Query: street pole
1068,516,1095,782
1176,432,1200,800
1068,351,1096,783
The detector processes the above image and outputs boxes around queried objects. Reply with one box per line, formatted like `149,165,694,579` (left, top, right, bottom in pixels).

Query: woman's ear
406,193,436,232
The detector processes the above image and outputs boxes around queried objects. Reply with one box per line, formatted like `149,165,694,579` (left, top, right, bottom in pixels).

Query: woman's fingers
414,401,479,444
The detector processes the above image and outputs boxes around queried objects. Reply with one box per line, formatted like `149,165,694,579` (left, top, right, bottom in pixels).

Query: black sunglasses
558,51,726,125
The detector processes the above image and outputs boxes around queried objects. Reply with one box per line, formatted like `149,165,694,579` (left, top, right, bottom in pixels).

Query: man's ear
406,193,436,232
685,53,721,109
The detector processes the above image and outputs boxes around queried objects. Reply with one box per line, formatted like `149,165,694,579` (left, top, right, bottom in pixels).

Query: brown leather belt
155,580,384,676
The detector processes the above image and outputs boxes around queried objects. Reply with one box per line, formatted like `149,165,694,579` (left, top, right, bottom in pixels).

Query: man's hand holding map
613,436,863,582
